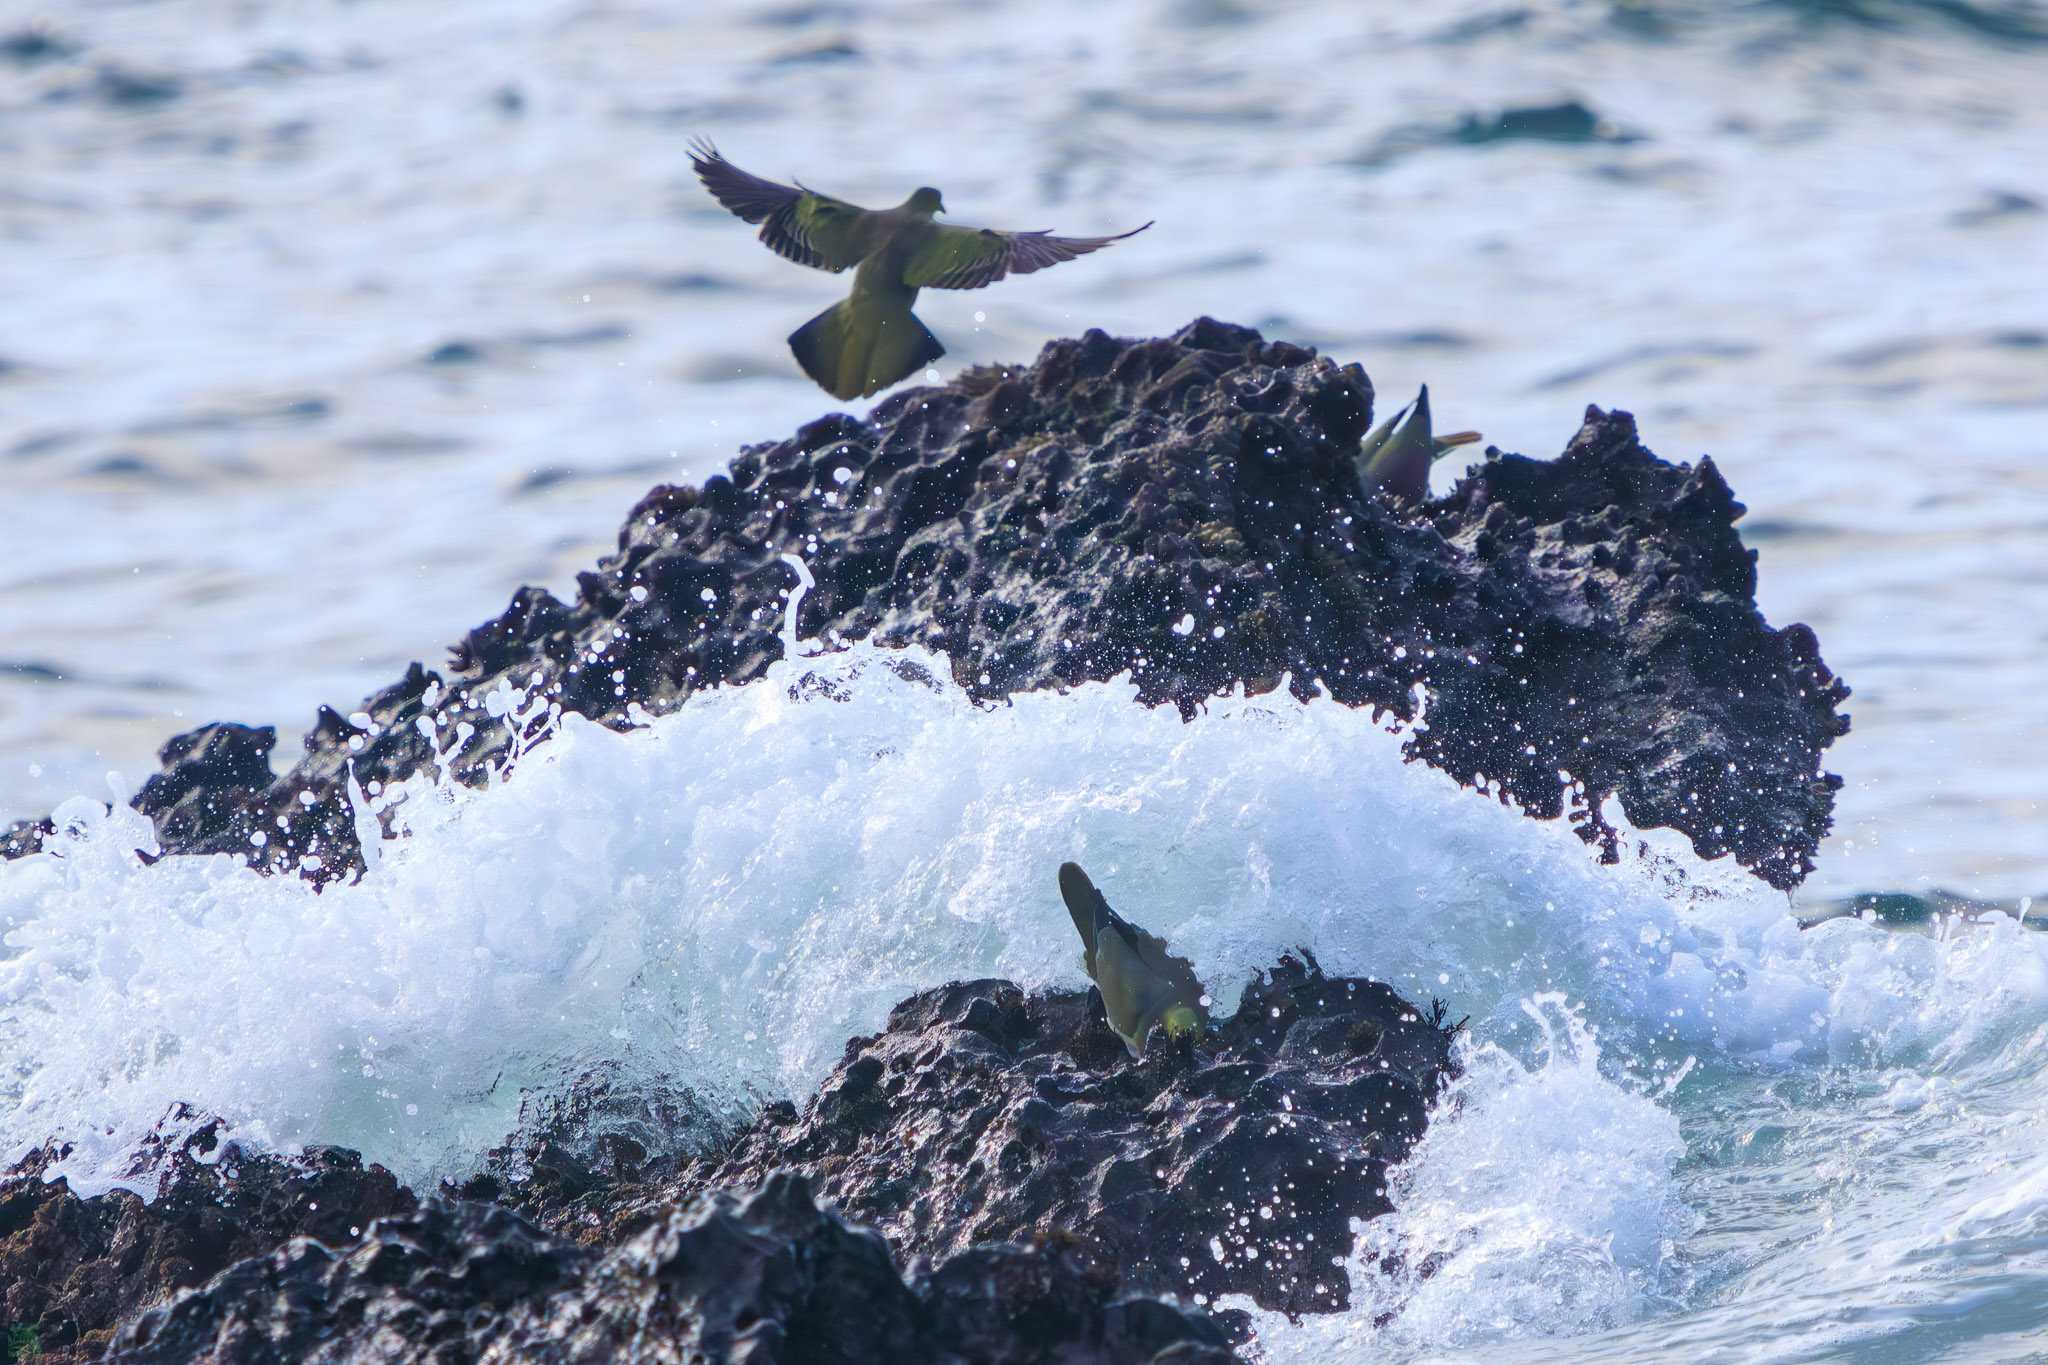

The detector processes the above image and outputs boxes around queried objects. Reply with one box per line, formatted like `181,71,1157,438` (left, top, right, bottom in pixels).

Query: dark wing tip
1058,861,1095,903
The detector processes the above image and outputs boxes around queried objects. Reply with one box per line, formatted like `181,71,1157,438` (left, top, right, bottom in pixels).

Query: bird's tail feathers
1059,861,1106,975
788,298,944,402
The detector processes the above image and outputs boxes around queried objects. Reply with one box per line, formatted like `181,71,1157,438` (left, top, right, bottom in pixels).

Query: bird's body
1355,384,1482,502
1058,861,1207,1056
788,239,942,402
691,142,1150,400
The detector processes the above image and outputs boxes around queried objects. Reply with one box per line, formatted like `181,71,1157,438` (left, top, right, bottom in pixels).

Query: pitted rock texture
109,1175,1235,1365
0,1112,414,1361
476,955,1458,1319
10,961,1448,1358
5,318,1847,887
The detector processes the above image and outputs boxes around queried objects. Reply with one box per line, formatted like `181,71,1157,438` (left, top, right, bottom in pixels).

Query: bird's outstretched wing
902,220,1152,291
689,140,874,273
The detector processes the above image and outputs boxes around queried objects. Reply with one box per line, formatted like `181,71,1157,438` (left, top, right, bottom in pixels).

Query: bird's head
907,186,945,216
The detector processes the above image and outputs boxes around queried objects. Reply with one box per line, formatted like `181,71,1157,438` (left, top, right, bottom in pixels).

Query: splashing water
5,627,2048,1358
1245,996,1695,1360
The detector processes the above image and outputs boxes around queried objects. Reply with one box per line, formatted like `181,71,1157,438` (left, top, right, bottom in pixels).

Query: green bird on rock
690,141,1151,401
1058,861,1208,1056
1354,384,1482,502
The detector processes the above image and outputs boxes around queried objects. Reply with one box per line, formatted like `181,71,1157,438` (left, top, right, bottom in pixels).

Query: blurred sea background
2,0,2043,904
6,5,2048,1361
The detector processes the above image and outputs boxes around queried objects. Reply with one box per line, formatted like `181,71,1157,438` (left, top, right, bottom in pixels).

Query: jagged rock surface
4,319,1846,887
108,1175,1234,1364
9,959,1447,1359
467,956,1458,1319
0,1113,414,1361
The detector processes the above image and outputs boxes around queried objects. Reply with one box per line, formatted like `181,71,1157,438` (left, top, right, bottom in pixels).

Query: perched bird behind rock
1057,861,1208,1056
690,141,1151,401
1355,384,1481,502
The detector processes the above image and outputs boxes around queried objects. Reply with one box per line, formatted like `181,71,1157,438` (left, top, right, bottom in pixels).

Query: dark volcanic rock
478,955,1458,1319
19,960,1447,1358
132,722,279,854
0,1110,414,1360
9,319,1847,887
107,1199,584,1364
0,813,51,860
110,1176,1234,1364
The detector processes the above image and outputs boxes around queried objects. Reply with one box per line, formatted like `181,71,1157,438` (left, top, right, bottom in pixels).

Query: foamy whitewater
6,600,2047,1359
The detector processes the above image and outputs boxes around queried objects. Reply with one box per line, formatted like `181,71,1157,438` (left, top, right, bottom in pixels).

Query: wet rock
0,813,52,860
453,1063,737,1235
24,960,1446,1356
15,320,1846,887
110,1176,1234,1364
0,1110,414,1360
495,955,1459,1318
106,1198,585,1364
130,721,278,855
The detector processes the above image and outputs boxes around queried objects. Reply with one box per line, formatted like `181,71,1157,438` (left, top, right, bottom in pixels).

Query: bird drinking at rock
1058,861,1208,1056
690,141,1151,402
1355,384,1482,502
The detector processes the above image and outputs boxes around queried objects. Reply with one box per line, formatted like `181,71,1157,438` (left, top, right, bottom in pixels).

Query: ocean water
3,0,2044,901
6,630,2048,1361
5,1,2048,1360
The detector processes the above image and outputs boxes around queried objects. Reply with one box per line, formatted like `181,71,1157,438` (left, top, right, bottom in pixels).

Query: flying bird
690,141,1151,401
1354,384,1482,502
1058,861,1208,1056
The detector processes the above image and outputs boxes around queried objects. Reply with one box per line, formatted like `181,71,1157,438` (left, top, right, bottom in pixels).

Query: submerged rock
472,955,1459,1319
8,319,1847,888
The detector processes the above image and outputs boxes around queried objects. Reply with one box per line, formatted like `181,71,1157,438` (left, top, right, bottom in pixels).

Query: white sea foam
6,637,2048,1357
2,634,1693,1195
1244,997,1693,1361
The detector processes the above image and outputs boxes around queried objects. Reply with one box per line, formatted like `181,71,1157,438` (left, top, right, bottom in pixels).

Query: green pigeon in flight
1355,384,1482,502
1058,861,1208,1056
690,141,1151,401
